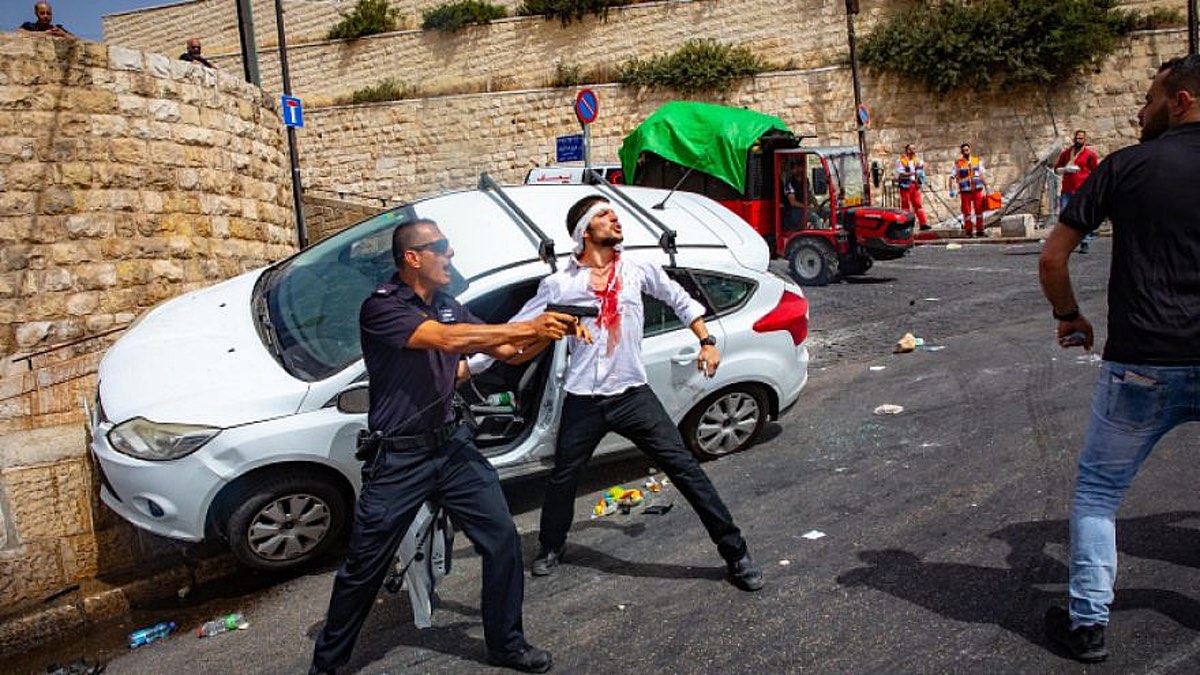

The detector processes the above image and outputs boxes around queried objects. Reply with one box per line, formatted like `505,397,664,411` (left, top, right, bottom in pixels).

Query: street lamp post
844,0,869,200
273,0,308,249
234,0,261,86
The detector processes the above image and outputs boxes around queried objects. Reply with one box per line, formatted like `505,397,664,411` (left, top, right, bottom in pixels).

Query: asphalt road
21,238,1200,674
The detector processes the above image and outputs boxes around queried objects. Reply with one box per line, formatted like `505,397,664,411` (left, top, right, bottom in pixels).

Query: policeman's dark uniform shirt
360,275,480,436
1061,121,1200,365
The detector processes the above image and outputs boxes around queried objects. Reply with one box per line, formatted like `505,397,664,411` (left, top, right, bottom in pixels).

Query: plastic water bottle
949,185,957,198
484,392,515,407
197,613,248,638
128,621,175,648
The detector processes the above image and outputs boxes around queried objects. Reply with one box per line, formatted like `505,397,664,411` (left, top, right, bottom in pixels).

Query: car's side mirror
812,167,829,195
336,383,370,414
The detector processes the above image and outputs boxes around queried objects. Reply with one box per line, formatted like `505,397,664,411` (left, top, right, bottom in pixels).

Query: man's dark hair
1160,54,1200,99
565,195,608,237
960,143,970,151
391,218,438,269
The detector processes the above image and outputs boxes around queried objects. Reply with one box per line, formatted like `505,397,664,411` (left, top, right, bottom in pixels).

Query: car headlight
107,417,221,461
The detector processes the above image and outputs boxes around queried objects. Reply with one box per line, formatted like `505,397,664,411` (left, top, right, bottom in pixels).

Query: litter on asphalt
874,404,905,415
802,530,827,540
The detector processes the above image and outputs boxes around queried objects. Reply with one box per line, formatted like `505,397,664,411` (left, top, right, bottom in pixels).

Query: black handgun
545,303,599,319
355,429,382,462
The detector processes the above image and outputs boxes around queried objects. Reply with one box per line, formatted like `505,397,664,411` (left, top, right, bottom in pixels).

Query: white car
89,181,810,571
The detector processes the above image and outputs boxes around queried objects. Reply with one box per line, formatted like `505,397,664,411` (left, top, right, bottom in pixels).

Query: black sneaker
487,645,553,673
1079,241,1090,254
726,553,764,591
531,547,563,577
1045,606,1108,662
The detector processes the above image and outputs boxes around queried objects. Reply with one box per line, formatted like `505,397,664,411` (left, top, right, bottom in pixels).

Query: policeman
310,218,583,674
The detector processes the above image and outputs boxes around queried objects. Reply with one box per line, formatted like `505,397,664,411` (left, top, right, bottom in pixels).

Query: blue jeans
1068,362,1200,626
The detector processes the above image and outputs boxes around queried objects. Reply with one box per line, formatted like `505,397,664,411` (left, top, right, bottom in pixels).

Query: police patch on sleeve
438,307,456,323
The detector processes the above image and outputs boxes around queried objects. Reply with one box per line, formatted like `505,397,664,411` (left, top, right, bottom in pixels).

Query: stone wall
303,193,385,242
0,32,295,617
297,29,1186,228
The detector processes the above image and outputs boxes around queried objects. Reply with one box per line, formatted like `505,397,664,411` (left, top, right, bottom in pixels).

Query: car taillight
753,290,808,345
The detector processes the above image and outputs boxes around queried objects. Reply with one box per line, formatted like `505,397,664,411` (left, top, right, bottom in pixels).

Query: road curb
0,554,237,659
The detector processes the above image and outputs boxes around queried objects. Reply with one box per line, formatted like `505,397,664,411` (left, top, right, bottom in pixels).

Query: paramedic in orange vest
896,144,930,231
949,142,988,237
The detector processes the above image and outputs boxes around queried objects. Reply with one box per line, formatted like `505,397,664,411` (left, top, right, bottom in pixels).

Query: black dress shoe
488,645,553,673
726,553,764,591
1045,606,1108,662
531,547,563,576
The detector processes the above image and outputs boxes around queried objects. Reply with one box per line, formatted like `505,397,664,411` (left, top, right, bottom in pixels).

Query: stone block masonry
0,31,295,619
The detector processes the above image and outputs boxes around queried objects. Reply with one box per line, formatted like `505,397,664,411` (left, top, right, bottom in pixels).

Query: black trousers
311,426,527,671
538,385,747,562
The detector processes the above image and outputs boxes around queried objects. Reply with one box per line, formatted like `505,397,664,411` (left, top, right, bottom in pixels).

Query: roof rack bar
584,168,677,268
478,172,557,272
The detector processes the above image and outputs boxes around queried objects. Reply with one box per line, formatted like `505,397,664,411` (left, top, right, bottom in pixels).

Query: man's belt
380,421,460,451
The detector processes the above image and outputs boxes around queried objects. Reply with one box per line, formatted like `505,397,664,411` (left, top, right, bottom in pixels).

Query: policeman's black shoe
726,553,764,592
1078,241,1090,254
487,645,553,673
531,547,563,576
1045,606,1108,662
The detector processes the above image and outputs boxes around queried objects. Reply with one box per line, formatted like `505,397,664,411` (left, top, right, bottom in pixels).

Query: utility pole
234,0,261,86
274,0,308,249
844,0,869,200
1190,0,1198,56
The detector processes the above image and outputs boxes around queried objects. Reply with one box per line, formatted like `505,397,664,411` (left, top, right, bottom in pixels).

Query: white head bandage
571,202,613,254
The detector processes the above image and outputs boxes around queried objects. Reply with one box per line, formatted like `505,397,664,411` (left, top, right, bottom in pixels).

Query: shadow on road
836,511,1200,658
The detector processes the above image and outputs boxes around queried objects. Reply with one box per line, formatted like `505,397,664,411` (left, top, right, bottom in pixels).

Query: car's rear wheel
681,385,769,460
225,472,348,571
789,238,840,286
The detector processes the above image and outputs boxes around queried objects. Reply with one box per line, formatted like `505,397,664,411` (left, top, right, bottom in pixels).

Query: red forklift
620,102,914,285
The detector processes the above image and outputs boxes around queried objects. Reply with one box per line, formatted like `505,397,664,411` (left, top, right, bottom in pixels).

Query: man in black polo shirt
310,218,582,674
1038,54,1200,663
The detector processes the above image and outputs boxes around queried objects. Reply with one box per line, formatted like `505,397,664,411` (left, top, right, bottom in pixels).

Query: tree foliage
860,0,1143,93
618,40,765,95
516,0,632,27
422,0,507,32
328,0,400,40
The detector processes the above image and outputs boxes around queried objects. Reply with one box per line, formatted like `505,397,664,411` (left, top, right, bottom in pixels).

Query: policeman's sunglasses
409,239,450,255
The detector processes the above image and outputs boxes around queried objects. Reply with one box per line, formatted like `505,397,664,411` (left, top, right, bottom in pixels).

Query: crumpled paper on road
893,333,925,354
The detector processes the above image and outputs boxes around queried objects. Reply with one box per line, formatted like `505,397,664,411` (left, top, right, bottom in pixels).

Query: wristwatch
1052,308,1080,321
699,335,717,347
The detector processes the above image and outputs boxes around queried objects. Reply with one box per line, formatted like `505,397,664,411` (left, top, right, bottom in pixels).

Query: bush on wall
328,0,400,40
618,40,765,95
422,0,507,32
859,0,1147,93
345,78,417,104
517,0,632,27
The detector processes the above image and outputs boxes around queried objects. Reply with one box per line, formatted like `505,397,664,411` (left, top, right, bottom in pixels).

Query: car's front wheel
225,472,348,571
681,385,769,460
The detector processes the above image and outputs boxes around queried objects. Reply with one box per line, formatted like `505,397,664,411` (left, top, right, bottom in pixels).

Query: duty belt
381,421,460,451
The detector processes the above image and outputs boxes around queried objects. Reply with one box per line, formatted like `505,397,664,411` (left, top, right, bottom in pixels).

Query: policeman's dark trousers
311,426,527,671
538,385,747,563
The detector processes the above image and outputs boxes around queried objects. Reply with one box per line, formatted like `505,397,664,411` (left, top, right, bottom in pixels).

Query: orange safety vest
954,156,985,192
897,155,924,189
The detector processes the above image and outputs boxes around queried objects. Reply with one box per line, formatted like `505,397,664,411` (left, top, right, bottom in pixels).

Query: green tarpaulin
618,101,790,193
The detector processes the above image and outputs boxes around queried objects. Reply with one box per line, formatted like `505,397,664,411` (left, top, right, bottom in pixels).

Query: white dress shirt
512,255,705,396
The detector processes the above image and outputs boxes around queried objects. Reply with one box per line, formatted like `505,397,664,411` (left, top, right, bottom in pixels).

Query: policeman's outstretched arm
483,311,593,365
407,313,575,354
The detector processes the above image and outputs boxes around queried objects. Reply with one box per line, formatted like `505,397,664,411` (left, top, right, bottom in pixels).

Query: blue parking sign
556,134,584,162
281,95,304,128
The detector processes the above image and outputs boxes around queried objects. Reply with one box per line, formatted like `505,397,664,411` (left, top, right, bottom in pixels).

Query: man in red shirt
1054,130,1100,252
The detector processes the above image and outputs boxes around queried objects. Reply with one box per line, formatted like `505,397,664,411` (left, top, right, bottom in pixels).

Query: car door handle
672,349,699,365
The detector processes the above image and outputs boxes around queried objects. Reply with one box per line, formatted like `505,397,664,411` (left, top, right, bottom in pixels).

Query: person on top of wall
19,2,73,38
180,38,217,69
